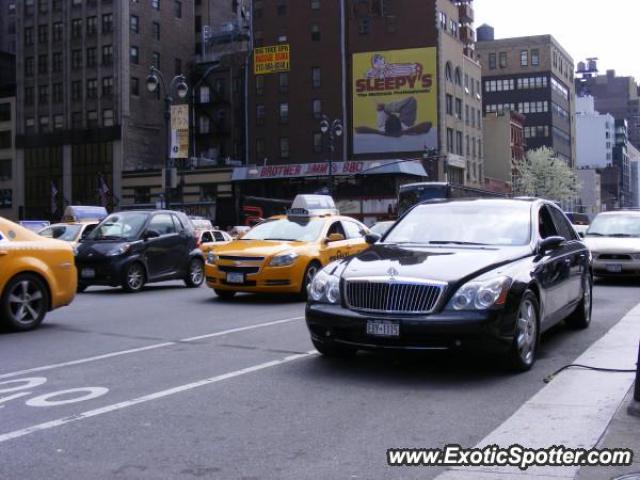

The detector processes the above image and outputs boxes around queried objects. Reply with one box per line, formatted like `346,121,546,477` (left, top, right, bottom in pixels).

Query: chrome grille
344,279,445,314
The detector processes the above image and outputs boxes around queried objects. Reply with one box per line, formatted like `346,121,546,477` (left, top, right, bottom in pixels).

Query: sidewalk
575,387,640,480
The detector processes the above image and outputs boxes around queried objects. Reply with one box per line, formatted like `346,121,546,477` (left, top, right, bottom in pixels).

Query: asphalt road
0,278,638,480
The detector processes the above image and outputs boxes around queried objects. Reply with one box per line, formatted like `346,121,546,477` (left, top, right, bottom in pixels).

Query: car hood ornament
387,267,399,277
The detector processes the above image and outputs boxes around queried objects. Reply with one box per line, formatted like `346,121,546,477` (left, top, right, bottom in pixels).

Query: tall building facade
476,29,576,167
0,0,17,54
14,0,194,220
482,110,525,193
575,95,614,169
0,52,16,220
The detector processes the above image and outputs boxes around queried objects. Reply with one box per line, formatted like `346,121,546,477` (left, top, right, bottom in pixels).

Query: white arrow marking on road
0,316,304,380
0,351,316,444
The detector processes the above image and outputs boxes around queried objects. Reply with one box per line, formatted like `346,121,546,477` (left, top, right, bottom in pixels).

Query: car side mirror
325,233,345,243
143,229,160,240
538,235,565,253
365,233,381,245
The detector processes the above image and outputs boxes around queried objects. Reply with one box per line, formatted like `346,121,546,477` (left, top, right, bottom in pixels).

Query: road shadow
594,276,640,287
203,292,305,306
79,283,195,296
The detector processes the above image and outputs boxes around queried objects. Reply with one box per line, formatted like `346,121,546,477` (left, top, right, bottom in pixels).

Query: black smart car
75,210,205,293
306,198,592,371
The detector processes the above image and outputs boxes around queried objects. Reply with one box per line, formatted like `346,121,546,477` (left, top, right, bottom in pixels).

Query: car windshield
88,212,149,241
40,224,83,241
586,214,640,237
370,222,394,235
385,202,532,246
241,217,325,242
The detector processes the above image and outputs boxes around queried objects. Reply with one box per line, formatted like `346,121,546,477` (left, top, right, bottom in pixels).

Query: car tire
214,289,236,300
122,262,146,293
184,258,205,288
1,273,50,331
312,339,357,358
565,275,592,329
300,261,321,300
505,290,540,372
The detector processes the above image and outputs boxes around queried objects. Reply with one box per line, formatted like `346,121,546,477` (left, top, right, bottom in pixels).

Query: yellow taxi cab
0,217,77,331
205,195,370,299
37,206,108,246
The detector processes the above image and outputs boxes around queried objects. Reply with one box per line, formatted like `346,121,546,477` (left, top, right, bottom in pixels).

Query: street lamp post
320,115,343,194
422,147,447,181
146,66,189,209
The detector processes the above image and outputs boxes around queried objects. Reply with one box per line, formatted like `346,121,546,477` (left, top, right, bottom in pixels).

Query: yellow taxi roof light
62,205,108,223
288,195,339,218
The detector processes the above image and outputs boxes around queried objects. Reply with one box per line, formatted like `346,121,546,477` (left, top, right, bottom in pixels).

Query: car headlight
107,244,131,256
309,268,341,304
447,276,512,311
207,251,218,264
269,252,299,267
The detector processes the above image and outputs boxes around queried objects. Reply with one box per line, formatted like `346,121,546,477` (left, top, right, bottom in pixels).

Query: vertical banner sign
352,47,438,155
170,104,190,159
254,44,290,75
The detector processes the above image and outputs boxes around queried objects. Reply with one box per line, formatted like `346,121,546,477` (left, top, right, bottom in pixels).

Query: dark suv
75,210,205,292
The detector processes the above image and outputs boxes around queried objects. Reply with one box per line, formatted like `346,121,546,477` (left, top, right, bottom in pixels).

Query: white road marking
0,351,316,444
436,302,640,480
0,316,304,380
26,388,109,407
0,377,47,393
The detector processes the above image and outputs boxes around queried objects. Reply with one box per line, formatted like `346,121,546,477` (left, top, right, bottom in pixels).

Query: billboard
170,105,189,159
352,47,438,155
254,44,290,75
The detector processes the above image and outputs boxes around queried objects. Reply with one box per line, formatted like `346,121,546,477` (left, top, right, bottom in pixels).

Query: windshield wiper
585,232,604,236
96,235,124,241
609,233,637,238
428,240,489,246
263,238,296,241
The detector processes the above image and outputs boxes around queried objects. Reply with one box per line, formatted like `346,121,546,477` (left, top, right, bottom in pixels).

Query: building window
71,18,82,38
25,118,35,134
198,115,210,133
25,87,34,106
312,67,321,88
174,0,182,17
87,110,98,128
38,54,48,74
313,132,322,152
279,137,289,158
312,99,322,118
531,49,540,66
0,158,12,180
358,18,370,35
152,22,160,40
25,57,34,77
86,47,97,67
520,50,528,66
199,85,210,103
71,81,82,101
86,17,97,36
52,83,63,103
52,0,62,10
131,77,140,96
499,52,507,68
445,62,452,81
87,79,98,99
102,14,113,34
277,0,287,15
488,53,496,70
255,76,264,95
72,49,82,69
130,15,139,33
52,52,62,73
72,112,82,129
102,109,114,127
102,77,113,97
445,94,453,115
456,131,463,155
152,52,160,69
102,45,113,65
256,104,265,125
311,0,320,9
24,27,34,46
38,24,48,44
465,105,469,125
455,98,462,120
279,102,289,123
38,0,48,13
278,72,289,93
446,128,454,152
152,0,159,9
39,116,49,133
311,24,320,41
53,114,63,130
255,138,265,159
38,85,48,103
130,46,139,64
0,132,10,150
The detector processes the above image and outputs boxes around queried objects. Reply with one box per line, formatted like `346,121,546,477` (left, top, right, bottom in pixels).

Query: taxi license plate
226,272,245,284
366,320,400,337
81,268,95,279
606,264,623,273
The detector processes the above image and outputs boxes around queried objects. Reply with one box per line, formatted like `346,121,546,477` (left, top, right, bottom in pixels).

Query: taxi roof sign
287,195,339,217
62,205,108,223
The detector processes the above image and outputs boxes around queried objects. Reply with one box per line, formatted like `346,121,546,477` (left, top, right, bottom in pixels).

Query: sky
474,0,640,81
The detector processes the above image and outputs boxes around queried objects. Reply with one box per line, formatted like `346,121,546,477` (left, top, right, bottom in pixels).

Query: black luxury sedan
75,210,205,293
306,198,592,371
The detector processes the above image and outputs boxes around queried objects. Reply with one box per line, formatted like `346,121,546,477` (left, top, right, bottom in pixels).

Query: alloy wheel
190,260,204,285
8,280,45,326
127,265,144,291
516,298,537,365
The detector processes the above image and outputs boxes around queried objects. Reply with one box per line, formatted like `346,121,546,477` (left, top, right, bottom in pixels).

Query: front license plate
226,272,245,284
366,320,400,337
81,268,95,279
606,264,623,273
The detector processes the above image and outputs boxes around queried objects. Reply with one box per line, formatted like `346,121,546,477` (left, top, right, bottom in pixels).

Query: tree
513,147,579,202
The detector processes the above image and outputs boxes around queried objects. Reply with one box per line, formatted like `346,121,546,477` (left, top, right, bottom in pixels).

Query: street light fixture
146,66,190,209
319,114,343,194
